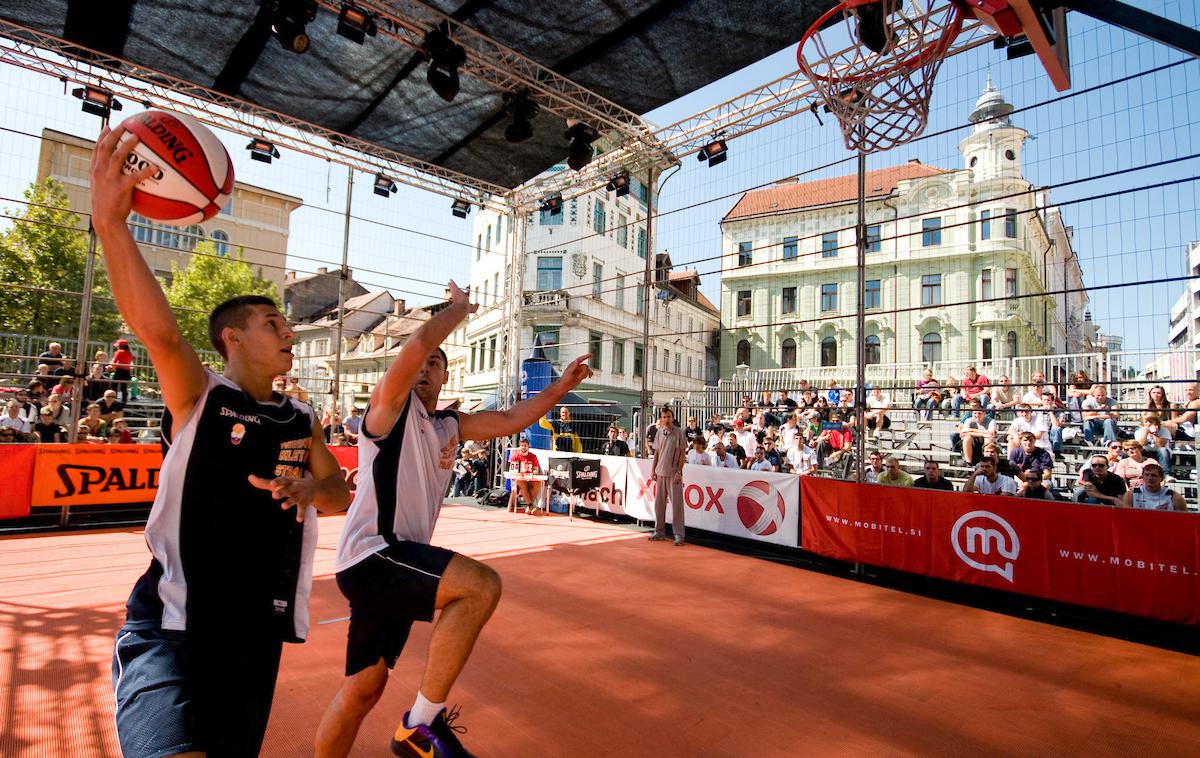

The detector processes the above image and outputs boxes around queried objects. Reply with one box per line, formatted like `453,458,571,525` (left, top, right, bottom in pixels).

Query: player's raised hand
560,354,594,389
447,280,479,315
89,126,156,230
249,473,315,522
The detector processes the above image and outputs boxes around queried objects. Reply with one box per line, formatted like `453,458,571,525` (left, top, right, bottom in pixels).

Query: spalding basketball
117,111,234,226
737,480,786,536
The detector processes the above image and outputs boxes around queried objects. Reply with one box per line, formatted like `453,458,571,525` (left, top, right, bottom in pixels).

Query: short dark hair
431,347,448,367
208,295,278,358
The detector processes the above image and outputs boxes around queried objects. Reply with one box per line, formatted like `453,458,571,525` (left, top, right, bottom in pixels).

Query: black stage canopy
0,1,822,191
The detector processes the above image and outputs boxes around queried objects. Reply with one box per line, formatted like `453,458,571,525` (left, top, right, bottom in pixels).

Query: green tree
164,242,279,350
0,178,121,343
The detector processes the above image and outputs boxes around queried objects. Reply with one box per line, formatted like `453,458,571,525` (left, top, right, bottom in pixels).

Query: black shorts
336,542,456,677
112,624,283,758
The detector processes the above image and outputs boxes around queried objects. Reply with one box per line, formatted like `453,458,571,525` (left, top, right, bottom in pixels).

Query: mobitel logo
951,510,1020,583
736,480,786,536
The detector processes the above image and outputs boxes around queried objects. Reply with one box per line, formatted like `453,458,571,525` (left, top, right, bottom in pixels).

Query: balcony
523,290,570,313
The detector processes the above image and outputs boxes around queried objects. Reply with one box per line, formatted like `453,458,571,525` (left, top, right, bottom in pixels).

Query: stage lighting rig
247,138,281,163
539,194,564,216
605,172,631,197
697,135,728,167
269,0,318,54
373,173,398,197
451,199,472,218
565,122,599,171
72,86,122,119
503,90,539,143
336,2,378,44
424,22,466,102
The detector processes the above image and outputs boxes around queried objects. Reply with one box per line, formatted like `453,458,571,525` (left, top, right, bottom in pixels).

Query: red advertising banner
329,445,360,494
0,445,37,519
801,478,1200,625
30,444,162,508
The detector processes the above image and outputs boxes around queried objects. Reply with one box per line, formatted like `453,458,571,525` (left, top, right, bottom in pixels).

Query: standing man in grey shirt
649,406,688,546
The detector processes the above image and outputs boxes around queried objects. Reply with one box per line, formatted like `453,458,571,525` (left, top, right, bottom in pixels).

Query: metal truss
0,19,505,205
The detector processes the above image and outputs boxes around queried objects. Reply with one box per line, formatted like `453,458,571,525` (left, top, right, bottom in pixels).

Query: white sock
407,691,445,728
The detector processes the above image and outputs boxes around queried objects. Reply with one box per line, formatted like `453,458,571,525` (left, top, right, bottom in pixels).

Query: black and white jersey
125,371,319,642
335,392,459,571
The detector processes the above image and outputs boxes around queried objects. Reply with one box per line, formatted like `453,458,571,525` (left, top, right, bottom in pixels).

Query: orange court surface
2,503,1200,757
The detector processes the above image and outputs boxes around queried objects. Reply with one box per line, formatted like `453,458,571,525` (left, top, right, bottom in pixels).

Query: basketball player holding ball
91,124,351,757
314,285,591,758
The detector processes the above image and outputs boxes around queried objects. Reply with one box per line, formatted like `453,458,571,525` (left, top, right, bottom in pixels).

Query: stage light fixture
605,172,630,197
538,195,563,216
373,173,398,197
503,90,539,143
270,0,317,54
247,138,281,163
424,22,466,102
564,122,599,171
336,2,378,44
451,199,472,218
71,86,122,119
697,136,728,167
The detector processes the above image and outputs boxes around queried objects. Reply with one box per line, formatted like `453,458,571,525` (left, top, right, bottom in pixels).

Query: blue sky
0,2,1196,359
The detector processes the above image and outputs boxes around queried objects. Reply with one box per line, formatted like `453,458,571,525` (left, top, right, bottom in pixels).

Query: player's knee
343,668,387,712
477,563,502,607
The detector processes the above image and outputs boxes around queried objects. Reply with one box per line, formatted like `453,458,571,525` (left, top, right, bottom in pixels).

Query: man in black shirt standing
602,424,630,457
912,460,955,491
775,389,798,417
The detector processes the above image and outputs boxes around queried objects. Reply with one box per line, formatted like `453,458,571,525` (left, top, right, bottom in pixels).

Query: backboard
971,1,1071,91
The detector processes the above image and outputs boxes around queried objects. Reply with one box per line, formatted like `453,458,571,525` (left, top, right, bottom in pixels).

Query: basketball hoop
798,0,966,153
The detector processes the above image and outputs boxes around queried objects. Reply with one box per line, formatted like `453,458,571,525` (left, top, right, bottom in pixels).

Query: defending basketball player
314,284,592,758
92,125,351,757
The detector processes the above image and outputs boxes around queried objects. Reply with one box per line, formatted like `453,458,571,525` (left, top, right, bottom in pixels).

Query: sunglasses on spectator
1090,463,1108,468
1107,443,1121,449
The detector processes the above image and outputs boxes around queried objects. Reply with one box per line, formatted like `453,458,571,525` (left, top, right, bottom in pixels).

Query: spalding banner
801,478,1200,625
30,444,162,507
514,449,629,514
627,460,800,546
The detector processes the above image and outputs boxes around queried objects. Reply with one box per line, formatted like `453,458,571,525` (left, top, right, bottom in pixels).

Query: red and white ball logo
737,480,786,536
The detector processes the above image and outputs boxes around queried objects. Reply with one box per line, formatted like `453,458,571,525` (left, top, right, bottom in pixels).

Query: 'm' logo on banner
951,510,1020,583
737,480,786,536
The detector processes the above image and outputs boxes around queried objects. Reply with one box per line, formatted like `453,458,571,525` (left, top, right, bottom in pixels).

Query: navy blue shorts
112,624,282,758
336,542,456,676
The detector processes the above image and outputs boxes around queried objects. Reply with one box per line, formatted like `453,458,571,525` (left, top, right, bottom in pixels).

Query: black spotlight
72,86,122,119
373,173,398,197
247,138,281,163
565,122,599,171
503,90,539,143
539,195,563,216
270,0,318,54
697,136,728,167
336,2,378,44
605,172,630,197
451,199,472,218
424,22,466,102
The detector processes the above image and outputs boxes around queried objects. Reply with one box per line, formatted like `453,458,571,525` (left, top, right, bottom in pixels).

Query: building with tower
719,78,1090,379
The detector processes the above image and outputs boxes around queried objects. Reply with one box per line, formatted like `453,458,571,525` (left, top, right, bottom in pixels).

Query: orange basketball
117,110,234,226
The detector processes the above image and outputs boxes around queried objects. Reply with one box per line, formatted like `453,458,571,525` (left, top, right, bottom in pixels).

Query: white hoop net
798,0,965,153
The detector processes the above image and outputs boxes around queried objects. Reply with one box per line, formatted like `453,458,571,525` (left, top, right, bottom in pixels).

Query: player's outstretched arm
90,125,206,424
248,420,352,520
363,280,475,438
460,354,593,441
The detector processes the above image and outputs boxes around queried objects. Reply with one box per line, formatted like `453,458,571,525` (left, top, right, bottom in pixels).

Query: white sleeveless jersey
335,392,461,571
1131,486,1175,510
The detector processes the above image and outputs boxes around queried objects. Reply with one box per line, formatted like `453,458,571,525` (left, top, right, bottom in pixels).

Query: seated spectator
982,442,1019,479
1,399,31,436
786,439,817,476
1113,441,1151,489
812,395,831,421
343,405,363,445
761,437,783,471
0,426,20,444
799,389,817,411
1122,462,1187,511
877,456,912,487
684,415,704,443
507,437,544,515
44,393,71,428
1081,384,1120,444
816,412,853,468
1073,454,1126,505
733,419,758,457
80,403,108,439
774,389,798,417
1169,383,1200,442
13,388,38,425
952,405,998,465
963,456,1018,495
1134,412,1172,469
1145,385,1173,427
95,389,124,422
35,363,52,379
110,418,134,444
1021,370,1056,405
913,460,955,491
53,357,76,378
38,342,65,370
79,420,107,444
1006,405,1050,455
990,375,1019,418
686,435,712,466
1009,432,1054,488
748,447,774,472
33,407,64,443
50,376,76,402
706,413,728,439
864,386,891,438
1033,390,1065,454
26,380,46,406
711,441,739,469
953,366,990,415
863,450,884,484
940,375,960,417
724,432,748,468
780,414,803,452
1065,370,1094,423
1018,479,1056,500
913,369,940,421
